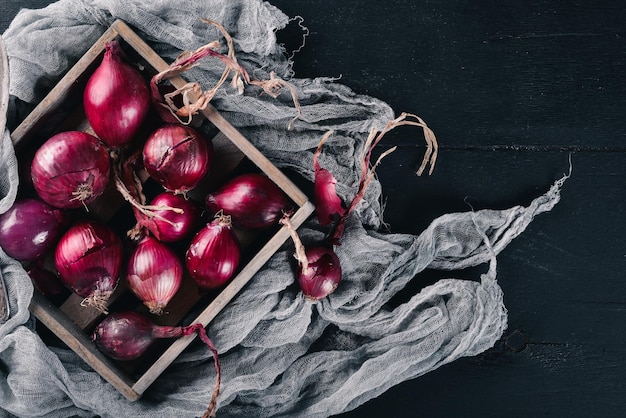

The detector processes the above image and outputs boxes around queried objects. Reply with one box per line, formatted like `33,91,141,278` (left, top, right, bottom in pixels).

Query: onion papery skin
0,198,67,262
92,310,156,361
31,131,111,209
83,40,151,148
186,215,240,291
298,246,342,301
127,235,182,315
54,221,122,312
205,173,290,229
142,124,212,194
138,192,200,242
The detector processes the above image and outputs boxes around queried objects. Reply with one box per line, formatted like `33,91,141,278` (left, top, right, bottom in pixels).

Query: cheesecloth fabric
0,1,567,417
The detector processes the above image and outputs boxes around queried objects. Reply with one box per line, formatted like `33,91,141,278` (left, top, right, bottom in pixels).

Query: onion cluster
3,30,313,418
3,38,296,348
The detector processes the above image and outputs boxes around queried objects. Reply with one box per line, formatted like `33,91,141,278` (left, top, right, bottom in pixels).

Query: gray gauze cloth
0,1,568,417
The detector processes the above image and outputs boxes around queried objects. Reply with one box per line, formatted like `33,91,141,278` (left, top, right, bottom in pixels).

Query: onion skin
0,198,67,262
143,124,212,194
54,221,122,313
127,235,183,315
186,214,240,291
297,246,342,301
84,40,151,148
206,173,290,229
136,192,200,242
31,131,111,209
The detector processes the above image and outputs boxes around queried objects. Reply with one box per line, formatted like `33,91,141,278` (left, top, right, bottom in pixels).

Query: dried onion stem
151,19,301,128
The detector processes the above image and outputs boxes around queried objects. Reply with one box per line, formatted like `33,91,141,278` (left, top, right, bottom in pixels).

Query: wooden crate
11,20,314,401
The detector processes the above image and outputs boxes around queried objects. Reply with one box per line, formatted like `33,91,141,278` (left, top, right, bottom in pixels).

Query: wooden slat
0,35,9,136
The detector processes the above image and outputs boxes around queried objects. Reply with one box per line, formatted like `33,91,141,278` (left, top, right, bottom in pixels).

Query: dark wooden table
2,1,625,417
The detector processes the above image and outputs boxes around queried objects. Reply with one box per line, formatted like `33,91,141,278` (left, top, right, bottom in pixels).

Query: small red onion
280,214,342,301
0,198,67,261
133,191,200,242
297,246,342,301
92,310,156,361
92,311,221,416
31,131,111,209
312,115,437,244
313,132,345,227
186,213,240,291
126,235,182,315
205,173,290,229
83,40,151,148
54,221,122,313
143,124,212,194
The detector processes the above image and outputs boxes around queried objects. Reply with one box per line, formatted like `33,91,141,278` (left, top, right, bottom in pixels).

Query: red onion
186,213,240,291
296,246,342,301
126,235,182,315
31,131,111,209
280,214,342,301
313,115,437,244
313,131,345,228
133,191,200,242
92,311,221,416
142,124,212,194
0,198,67,261
54,221,122,313
205,173,290,229
83,40,151,148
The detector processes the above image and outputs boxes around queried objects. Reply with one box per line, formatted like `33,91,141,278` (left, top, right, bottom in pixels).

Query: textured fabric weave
0,1,566,417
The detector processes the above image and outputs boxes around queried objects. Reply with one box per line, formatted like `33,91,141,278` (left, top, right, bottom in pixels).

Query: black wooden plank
275,1,626,150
